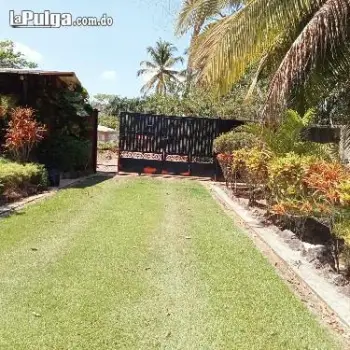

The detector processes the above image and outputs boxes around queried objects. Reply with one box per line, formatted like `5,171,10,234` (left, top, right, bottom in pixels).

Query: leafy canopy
0,40,38,69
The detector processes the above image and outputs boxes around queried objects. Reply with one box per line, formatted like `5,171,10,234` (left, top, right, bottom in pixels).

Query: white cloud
100,70,117,81
13,42,43,64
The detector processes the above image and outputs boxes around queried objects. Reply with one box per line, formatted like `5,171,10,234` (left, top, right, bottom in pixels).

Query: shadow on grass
0,209,25,220
0,174,115,220
66,173,116,190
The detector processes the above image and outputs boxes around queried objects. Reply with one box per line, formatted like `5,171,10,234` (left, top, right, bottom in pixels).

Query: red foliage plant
217,153,233,164
3,107,46,163
303,162,346,205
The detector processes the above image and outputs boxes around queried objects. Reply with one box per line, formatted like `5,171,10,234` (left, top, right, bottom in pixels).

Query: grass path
0,176,341,349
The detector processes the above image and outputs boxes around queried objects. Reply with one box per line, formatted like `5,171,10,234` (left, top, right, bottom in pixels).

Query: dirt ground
97,150,118,173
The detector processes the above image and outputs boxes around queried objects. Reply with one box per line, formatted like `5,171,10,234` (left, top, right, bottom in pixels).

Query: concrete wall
98,130,118,142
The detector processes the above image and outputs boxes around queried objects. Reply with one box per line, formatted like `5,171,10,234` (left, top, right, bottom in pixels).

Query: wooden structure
0,69,98,173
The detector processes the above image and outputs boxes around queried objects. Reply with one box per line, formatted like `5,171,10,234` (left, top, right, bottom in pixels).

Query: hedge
0,158,48,202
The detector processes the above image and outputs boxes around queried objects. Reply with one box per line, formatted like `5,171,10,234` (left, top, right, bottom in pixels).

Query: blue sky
0,0,190,98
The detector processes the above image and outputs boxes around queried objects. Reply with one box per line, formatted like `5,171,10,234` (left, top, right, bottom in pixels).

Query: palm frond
139,61,157,69
141,74,159,95
166,56,185,67
191,0,321,94
264,0,350,118
137,68,154,77
244,54,268,101
176,0,244,35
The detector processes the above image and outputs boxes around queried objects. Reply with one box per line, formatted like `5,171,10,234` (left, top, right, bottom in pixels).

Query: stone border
205,182,350,340
0,174,99,217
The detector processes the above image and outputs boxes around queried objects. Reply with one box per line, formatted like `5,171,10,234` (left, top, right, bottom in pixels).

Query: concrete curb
208,182,350,329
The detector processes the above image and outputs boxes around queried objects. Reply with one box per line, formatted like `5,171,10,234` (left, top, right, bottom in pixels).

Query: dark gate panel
118,112,243,178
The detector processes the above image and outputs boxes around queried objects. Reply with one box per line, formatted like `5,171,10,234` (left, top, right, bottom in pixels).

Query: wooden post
91,109,98,173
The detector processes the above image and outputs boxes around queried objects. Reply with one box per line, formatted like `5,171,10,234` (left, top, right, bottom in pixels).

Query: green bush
231,147,272,205
0,158,48,199
213,130,256,154
98,141,118,151
268,153,316,203
39,135,91,172
98,114,119,130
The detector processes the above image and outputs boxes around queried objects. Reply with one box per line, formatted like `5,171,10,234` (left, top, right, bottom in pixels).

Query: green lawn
0,176,341,349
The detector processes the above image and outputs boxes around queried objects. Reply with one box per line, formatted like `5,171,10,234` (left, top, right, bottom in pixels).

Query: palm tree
137,40,184,96
176,0,350,118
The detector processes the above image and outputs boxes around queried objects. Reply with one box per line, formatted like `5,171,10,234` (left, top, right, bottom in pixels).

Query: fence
118,112,244,178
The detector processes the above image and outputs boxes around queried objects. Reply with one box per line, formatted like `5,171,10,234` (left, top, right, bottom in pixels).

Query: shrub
235,110,334,159
39,135,91,172
303,162,346,206
232,147,271,183
269,158,350,272
0,159,48,200
213,130,256,154
271,199,314,216
333,213,350,246
338,180,350,206
217,153,234,184
268,153,315,204
232,147,272,205
98,141,118,151
3,107,46,162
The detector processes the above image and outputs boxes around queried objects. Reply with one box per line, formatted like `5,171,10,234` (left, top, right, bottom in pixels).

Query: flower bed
214,109,350,278
218,151,350,273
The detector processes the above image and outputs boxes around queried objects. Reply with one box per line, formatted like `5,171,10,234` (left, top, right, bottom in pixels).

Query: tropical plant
137,40,184,95
2,107,46,163
177,1,242,74
232,147,272,205
303,161,350,272
235,109,334,159
268,153,313,204
177,0,350,118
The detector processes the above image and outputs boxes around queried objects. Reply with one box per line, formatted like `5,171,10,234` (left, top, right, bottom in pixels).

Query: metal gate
118,112,244,178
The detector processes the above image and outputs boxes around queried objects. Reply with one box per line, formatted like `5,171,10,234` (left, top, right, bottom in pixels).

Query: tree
90,94,116,114
176,0,350,119
137,40,184,96
0,40,38,69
